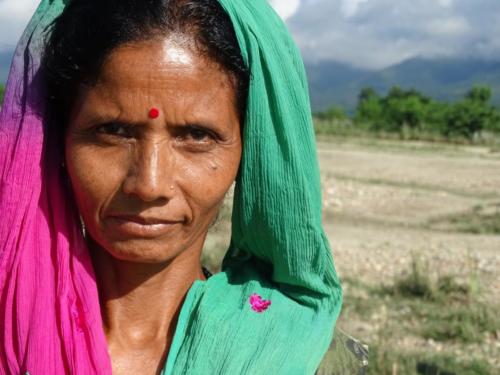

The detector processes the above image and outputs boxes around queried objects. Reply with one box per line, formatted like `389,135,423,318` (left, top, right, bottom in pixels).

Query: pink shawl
0,1,112,373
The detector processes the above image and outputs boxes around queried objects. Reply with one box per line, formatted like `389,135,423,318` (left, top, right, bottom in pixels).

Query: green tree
316,105,347,121
423,101,449,135
465,85,491,103
380,87,430,132
355,87,384,128
358,87,378,103
348,84,499,140
444,86,500,140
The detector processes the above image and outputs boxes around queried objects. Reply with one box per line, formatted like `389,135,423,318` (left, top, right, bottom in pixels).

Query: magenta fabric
0,2,112,373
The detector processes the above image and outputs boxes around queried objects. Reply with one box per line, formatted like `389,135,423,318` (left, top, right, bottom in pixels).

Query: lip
106,214,182,238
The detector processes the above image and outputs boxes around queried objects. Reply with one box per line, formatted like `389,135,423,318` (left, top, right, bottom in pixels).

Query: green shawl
166,1,343,372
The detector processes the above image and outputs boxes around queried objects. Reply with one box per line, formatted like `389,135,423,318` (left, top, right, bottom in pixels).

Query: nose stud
170,185,174,190
148,107,160,119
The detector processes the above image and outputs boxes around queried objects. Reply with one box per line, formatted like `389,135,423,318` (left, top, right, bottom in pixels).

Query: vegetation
314,85,500,143
0,84,4,106
428,204,500,235
384,257,499,344
342,257,500,374
368,347,494,375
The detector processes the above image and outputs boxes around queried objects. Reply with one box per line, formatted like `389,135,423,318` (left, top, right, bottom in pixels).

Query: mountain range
306,58,500,112
2,49,500,112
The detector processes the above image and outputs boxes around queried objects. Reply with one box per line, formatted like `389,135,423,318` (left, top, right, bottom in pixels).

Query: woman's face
65,36,242,263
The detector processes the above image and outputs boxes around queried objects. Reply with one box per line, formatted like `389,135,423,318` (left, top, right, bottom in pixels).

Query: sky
1,0,499,70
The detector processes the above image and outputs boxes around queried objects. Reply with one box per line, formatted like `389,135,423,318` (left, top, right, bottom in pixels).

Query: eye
176,126,216,143
173,125,218,152
95,122,134,138
188,127,213,142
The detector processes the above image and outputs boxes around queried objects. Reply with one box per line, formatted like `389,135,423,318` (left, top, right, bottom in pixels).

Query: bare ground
319,140,500,300
317,139,500,370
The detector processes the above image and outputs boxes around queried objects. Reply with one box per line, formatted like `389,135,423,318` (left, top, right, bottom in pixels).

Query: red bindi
148,108,160,119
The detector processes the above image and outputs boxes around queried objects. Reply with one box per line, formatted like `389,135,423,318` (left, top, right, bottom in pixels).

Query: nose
122,140,174,202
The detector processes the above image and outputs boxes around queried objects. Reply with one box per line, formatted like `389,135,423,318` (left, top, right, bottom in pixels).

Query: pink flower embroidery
249,293,271,313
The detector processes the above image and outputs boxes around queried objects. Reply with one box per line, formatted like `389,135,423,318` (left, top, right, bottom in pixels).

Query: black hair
42,0,249,126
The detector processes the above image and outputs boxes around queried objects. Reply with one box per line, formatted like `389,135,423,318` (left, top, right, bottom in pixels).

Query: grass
368,346,494,375
420,302,499,343
428,204,500,234
385,256,475,302
339,255,500,374
313,118,500,149
387,256,436,299
382,256,499,344
447,205,500,234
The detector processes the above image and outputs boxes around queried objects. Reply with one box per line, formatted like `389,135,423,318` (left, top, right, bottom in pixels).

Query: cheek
179,148,241,221
65,141,129,220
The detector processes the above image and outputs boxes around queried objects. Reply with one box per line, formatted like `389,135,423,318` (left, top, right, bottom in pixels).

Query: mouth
106,214,183,238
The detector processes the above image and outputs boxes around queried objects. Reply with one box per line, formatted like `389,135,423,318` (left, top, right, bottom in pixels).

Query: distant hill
305,57,500,112
304,60,369,112
2,47,500,113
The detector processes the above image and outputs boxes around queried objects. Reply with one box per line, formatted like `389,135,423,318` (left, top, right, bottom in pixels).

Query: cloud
437,0,454,8
269,0,301,20
0,0,499,71
0,0,38,50
340,0,370,18
0,0,36,15
287,0,500,69
424,16,470,36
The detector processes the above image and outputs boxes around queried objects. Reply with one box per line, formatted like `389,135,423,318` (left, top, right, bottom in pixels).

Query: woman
0,0,343,374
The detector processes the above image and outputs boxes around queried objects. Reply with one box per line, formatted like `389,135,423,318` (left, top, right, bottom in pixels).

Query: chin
85,219,208,265
97,238,185,264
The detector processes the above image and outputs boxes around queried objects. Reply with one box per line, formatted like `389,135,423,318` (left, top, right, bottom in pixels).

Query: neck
89,239,205,355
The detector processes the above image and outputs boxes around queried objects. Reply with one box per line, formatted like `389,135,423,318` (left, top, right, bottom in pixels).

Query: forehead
81,36,237,119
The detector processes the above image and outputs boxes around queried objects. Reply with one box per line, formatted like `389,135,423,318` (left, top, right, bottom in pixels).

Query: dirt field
316,138,500,372
203,137,500,373
318,139,500,302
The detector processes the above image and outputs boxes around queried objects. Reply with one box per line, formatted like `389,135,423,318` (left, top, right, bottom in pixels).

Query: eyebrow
168,121,222,130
